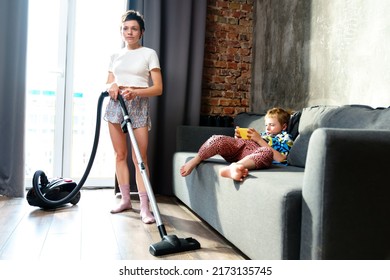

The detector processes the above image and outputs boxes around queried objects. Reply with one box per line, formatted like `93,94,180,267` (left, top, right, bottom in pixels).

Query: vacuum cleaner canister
27,175,81,209
26,91,108,210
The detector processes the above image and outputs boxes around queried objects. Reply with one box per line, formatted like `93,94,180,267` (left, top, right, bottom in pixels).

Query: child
180,108,294,181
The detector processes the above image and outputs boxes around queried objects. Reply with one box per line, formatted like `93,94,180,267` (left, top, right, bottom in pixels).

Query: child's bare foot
219,163,248,181
180,156,201,177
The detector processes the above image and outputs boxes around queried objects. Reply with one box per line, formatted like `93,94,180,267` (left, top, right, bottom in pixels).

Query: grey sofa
172,105,390,260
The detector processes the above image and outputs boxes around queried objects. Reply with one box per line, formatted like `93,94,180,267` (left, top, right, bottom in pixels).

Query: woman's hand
120,86,139,100
108,83,120,100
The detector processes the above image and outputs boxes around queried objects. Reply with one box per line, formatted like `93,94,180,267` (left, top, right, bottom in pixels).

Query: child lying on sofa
180,107,294,181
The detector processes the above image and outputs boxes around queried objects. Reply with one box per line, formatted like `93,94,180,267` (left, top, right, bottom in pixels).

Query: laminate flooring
0,188,246,260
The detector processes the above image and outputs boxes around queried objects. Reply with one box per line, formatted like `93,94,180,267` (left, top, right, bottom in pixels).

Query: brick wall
201,0,254,118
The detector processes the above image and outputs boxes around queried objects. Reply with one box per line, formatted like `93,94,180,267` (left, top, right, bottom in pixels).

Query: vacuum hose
31,91,109,208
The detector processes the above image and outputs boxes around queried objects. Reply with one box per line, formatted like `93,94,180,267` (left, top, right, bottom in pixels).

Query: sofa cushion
287,105,338,167
287,110,302,141
288,105,390,167
319,104,390,129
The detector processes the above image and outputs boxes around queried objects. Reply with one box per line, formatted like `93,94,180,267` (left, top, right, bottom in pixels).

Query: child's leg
180,135,244,177
249,147,274,169
219,157,253,181
180,155,202,176
219,147,273,181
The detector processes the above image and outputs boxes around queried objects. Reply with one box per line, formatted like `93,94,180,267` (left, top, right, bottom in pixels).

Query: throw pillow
287,105,338,167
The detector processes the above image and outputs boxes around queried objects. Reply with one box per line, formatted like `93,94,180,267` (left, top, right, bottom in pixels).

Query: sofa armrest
300,128,390,259
176,125,234,152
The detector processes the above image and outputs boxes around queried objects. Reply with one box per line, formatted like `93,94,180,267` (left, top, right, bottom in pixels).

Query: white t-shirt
108,46,160,87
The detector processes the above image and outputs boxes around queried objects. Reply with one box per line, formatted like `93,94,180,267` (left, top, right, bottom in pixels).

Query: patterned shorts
104,96,151,130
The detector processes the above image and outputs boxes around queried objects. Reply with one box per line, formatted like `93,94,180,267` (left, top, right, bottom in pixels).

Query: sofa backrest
287,105,390,168
233,112,266,131
233,106,390,168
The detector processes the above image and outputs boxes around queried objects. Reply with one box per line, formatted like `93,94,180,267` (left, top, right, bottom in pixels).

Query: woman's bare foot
219,163,249,181
180,156,201,177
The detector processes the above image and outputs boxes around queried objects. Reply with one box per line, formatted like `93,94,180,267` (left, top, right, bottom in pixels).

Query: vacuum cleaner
27,91,201,256
26,91,108,209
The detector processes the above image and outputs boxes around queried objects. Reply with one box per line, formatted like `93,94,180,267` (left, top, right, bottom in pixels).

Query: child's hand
234,126,242,138
247,128,261,142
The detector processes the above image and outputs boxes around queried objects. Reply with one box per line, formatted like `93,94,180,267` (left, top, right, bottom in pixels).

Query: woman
105,10,163,223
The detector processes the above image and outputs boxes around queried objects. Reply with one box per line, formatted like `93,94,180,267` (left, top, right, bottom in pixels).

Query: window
25,0,127,188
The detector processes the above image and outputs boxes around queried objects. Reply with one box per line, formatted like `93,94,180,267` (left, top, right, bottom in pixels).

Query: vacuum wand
116,94,200,256
117,94,165,235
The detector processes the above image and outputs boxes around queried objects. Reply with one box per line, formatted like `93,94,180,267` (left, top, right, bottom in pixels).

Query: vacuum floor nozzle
149,235,201,256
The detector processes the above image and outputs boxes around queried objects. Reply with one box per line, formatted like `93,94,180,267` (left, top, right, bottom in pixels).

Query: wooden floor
0,188,246,260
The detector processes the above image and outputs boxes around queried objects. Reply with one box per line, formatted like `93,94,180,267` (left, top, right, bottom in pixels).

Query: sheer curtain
0,0,28,197
127,0,207,194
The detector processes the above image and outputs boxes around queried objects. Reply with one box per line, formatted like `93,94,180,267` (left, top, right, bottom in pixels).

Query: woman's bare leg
131,126,155,224
108,122,132,213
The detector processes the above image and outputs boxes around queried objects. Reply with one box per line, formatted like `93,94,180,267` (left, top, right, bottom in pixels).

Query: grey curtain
0,0,28,197
128,0,207,195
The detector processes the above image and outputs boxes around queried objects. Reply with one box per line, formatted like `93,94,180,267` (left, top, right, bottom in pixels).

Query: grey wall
252,0,390,113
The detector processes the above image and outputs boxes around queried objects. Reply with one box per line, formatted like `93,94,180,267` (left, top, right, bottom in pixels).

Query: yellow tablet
238,128,249,139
